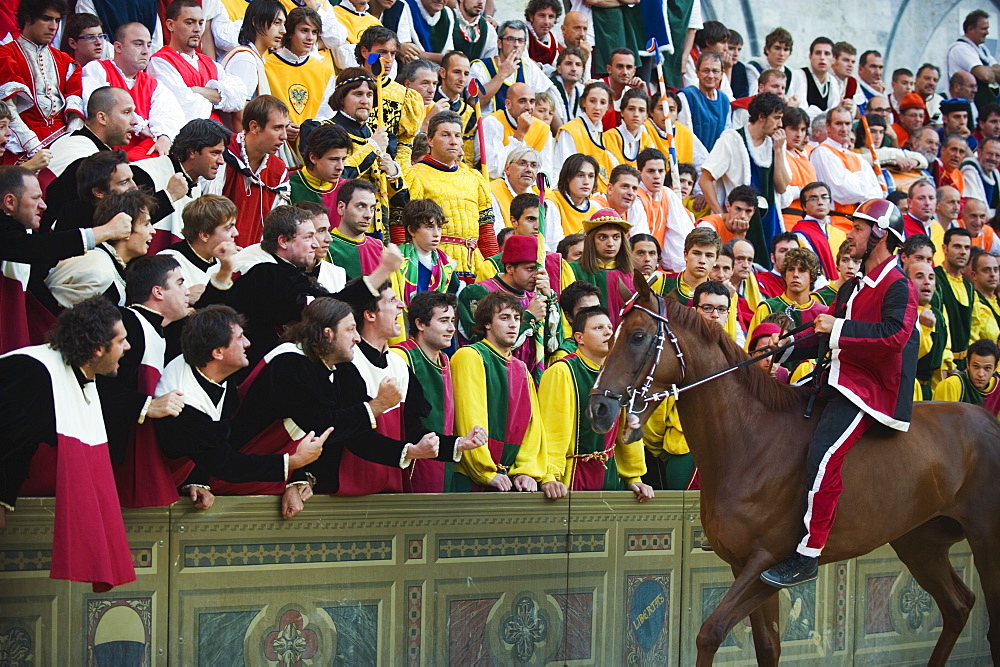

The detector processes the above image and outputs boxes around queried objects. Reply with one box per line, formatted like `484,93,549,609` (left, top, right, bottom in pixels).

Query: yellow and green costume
451,340,552,489
538,352,644,489
641,397,695,490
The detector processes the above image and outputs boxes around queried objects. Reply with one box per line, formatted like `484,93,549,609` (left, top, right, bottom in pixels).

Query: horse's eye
631,332,645,344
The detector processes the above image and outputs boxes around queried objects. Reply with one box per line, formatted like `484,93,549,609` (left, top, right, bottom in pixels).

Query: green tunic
935,266,974,370
559,354,624,490
916,292,948,399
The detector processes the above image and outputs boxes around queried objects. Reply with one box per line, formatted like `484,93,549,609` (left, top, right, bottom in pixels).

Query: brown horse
589,271,1000,666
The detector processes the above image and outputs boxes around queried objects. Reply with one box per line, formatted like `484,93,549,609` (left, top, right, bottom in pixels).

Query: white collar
276,47,309,64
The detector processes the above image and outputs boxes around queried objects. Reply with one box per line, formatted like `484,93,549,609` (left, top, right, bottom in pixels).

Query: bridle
598,292,686,414
597,291,818,414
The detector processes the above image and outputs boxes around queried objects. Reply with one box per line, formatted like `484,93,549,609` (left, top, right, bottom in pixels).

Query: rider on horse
760,198,920,588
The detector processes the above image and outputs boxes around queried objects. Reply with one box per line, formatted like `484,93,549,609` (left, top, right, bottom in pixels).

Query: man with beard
0,297,135,591
147,0,246,125
451,0,498,63
154,304,329,519
201,205,402,369
134,119,233,253
0,166,131,352
935,227,978,370
317,67,407,239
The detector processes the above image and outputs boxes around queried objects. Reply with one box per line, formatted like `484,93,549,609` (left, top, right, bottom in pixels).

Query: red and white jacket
827,255,919,430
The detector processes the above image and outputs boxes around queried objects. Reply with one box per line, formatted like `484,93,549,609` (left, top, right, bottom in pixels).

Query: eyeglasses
699,68,722,75
805,194,831,203
76,33,108,43
502,36,527,44
697,304,729,315
512,159,539,169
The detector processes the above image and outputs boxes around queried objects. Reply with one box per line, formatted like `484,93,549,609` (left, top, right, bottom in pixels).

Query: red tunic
755,270,785,298
221,132,289,245
97,60,159,161
527,30,559,67
0,39,83,150
149,46,222,121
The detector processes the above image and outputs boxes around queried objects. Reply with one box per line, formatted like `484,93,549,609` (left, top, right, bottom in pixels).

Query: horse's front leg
696,555,781,666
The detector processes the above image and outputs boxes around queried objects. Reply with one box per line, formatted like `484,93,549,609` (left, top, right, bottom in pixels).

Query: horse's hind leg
890,518,973,667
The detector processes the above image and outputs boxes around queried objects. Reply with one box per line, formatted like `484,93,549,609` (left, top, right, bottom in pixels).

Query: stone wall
0,493,990,665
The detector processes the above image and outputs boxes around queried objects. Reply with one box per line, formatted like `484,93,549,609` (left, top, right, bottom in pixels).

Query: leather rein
597,292,816,414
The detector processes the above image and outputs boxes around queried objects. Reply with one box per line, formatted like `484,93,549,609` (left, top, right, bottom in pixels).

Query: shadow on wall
702,0,1000,90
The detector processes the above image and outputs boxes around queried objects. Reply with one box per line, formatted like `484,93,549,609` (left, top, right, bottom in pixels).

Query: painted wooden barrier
0,493,990,665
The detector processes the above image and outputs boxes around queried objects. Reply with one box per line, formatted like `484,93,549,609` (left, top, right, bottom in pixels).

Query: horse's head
589,270,687,434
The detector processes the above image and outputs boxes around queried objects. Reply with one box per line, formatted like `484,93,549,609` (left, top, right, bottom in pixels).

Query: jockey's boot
759,553,819,588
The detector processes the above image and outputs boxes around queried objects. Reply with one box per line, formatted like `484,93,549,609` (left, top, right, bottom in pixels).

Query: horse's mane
662,298,809,412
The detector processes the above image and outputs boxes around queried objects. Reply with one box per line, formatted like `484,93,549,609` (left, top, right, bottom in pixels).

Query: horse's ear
618,275,634,303
633,269,651,300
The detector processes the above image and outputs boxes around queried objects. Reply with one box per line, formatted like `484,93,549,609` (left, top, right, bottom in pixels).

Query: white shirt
82,59,184,142
787,67,845,121
961,159,1000,217
222,43,267,100
946,36,998,82
469,56,556,115
553,113,613,172
701,128,777,209
147,48,247,122
809,137,883,207
481,110,555,180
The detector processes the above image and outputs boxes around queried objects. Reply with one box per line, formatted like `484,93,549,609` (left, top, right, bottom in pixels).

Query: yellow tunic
550,189,599,236
320,116,406,237
603,125,654,167
973,292,1000,344
747,294,826,345
537,352,645,486
642,396,687,457
369,79,423,176
660,274,741,341
333,4,382,42
489,109,551,154
408,160,495,276
556,117,615,191
933,373,999,414
452,340,551,484
219,0,248,20
264,51,334,160
644,118,695,165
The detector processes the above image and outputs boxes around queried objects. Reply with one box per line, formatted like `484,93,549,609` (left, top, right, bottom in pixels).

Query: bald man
561,12,592,73
481,81,555,178
963,197,999,252
936,185,962,229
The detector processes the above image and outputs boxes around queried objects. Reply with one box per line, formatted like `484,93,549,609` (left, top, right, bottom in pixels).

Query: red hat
748,322,781,351
898,92,926,111
501,234,538,265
